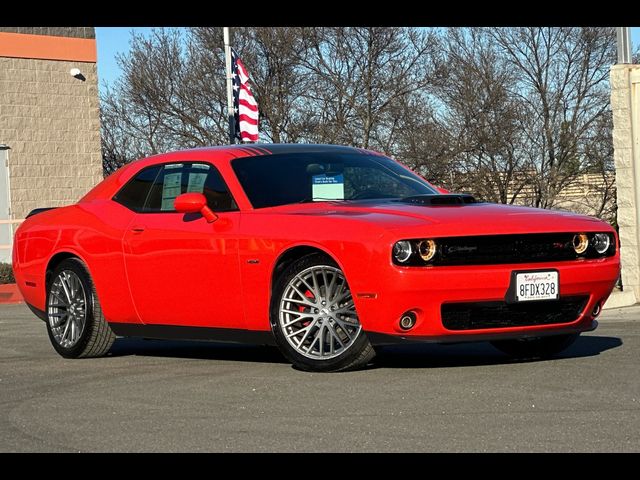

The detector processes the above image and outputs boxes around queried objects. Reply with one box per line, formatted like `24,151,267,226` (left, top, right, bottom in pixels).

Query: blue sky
96,27,156,94
95,27,640,96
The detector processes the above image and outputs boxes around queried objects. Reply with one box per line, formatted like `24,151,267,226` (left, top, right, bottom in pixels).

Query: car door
121,161,244,328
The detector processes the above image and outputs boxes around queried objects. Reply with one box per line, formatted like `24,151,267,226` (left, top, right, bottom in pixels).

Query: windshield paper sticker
312,174,344,201
161,172,182,210
187,173,207,193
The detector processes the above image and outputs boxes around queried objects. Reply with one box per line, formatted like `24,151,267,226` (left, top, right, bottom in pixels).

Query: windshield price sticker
312,174,344,201
161,172,182,211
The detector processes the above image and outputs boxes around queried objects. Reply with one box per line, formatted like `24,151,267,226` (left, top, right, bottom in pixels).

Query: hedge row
0,263,15,284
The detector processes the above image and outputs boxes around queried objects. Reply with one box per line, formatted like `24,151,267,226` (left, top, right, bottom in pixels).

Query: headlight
592,233,611,254
392,240,413,263
572,233,589,255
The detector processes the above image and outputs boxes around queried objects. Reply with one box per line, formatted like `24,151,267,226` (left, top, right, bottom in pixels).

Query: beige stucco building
0,27,102,262
609,64,640,307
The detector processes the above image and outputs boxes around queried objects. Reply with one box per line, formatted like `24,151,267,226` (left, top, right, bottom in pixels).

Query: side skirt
109,322,277,347
26,302,47,322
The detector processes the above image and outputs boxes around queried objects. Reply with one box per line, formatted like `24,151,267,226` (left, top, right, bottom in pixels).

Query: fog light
417,239,437,262
573,233,589,255
592,233,610,255
399,311,417,330
393,241,413,263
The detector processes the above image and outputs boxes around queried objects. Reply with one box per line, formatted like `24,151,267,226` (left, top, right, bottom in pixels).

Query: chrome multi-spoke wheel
45,258,115,359
48,270,87,348
279,265,361,360
271,253,375,372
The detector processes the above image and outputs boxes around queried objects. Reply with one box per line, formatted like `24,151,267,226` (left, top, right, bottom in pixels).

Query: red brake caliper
301,289,315,326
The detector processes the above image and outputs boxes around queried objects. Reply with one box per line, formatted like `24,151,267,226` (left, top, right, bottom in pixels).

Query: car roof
156,143,378,158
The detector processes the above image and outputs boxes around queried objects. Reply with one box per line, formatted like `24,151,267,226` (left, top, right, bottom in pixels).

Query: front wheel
490,333,579,360
271,253,375,372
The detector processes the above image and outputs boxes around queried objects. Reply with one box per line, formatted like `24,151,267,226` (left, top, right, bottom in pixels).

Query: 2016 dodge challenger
12,144,620,371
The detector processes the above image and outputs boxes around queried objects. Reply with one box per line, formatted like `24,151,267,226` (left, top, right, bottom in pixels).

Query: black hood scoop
397,194,478,206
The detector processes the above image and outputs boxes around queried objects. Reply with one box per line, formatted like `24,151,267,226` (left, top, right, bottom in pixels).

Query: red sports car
12,144,620,371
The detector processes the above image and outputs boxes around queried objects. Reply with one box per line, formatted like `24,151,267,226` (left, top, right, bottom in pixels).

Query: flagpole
223,27,235,144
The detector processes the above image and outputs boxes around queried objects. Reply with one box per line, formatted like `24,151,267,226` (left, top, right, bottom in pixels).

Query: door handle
131,225,146,234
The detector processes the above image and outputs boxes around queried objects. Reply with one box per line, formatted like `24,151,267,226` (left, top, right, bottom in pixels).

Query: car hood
265,200,611,237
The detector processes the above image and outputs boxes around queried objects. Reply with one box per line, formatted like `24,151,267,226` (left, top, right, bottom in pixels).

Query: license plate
515,271,559,302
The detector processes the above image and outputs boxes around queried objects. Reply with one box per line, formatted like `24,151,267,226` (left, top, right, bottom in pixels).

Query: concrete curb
602,289,637,310
598,303,640,322
0,283,24,304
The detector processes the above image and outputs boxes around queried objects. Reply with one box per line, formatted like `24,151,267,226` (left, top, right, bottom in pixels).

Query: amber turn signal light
417,239,437,262
573,233,589,255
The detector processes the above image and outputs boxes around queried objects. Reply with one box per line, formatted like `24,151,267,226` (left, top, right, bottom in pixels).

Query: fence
448,170,616,221
0,219,23,263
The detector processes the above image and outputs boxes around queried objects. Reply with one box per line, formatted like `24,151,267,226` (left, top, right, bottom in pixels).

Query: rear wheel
46,258,115,359
490,333,579,360
271,253,375,372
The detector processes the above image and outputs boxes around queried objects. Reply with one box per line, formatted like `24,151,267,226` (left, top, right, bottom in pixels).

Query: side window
143,162,237,213
144,163,183,212
113,165,162,212
200,164,238,212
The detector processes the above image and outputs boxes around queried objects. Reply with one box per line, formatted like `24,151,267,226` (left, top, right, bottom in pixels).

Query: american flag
231,49,259,142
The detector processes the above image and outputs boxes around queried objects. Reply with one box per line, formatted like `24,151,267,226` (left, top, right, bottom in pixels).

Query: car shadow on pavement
370,335,623,369
104,335,623,370
107,337,289,365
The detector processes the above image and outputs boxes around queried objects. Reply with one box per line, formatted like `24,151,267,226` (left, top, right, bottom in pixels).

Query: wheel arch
271,245,337,294
45,251,88,290
41,251,88,323
269,244,351,309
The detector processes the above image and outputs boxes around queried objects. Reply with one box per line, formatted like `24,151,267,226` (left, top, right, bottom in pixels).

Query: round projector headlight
393,240,413,263
573,233,589,255
417,239,437,262
592,233,611,254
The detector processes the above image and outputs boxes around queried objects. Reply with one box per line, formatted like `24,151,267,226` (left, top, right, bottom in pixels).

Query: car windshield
231,152,438,209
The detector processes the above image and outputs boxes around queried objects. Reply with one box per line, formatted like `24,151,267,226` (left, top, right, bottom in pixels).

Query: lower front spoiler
365,320,598,346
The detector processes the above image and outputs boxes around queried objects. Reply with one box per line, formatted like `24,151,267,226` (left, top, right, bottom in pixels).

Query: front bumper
354,257,619,343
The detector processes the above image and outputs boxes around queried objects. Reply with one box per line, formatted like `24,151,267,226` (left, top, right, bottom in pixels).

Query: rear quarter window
112,165,162,212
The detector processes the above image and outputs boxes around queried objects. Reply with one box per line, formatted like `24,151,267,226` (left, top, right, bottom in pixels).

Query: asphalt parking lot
1,303,639,452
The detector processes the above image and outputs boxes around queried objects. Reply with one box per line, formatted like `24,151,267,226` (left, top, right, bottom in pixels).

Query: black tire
270,253,375,372
45,258,115,359
490,333,579,360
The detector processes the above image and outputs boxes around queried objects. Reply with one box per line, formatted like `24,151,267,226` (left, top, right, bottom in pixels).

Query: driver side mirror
174,193,218,223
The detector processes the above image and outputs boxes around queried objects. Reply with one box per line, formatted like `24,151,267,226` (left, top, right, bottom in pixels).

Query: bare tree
487,27,616,210
101,28,229,171
299,27,439,150
430,28,532,203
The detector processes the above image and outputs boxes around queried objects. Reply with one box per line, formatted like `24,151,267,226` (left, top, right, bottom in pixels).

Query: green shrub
0,263,15,284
